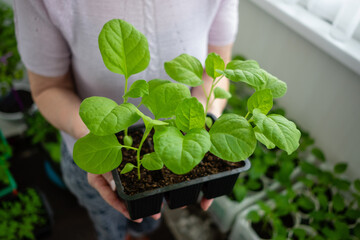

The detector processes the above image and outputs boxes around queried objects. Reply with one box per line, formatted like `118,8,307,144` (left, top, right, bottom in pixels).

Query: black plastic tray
112,159,250,220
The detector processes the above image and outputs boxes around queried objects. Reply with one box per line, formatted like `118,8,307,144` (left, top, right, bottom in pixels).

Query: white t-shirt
14,0,239,155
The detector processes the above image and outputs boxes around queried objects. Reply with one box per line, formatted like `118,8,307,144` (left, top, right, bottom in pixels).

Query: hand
200,197,213,211
87,172,161,223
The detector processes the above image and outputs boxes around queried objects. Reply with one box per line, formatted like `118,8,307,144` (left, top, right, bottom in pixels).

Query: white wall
234,0,360,179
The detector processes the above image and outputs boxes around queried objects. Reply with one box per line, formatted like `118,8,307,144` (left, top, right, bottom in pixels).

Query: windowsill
249,0,360,76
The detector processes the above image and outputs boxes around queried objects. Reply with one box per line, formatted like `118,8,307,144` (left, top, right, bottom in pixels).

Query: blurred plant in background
0,1,23,95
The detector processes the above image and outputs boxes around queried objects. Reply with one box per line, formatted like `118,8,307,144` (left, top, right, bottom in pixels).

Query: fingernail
110,180,116,191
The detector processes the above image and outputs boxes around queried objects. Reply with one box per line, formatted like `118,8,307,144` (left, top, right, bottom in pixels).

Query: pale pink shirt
14,0,239,155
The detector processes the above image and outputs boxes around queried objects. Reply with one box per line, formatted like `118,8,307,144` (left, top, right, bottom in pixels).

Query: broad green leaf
164,54,203,87
205,116,213,129
73,133,123,174
221,61,287,98
226,60,260,70
333,193,345,212
254,126,275,149
134,109,169,128
247,89,273,115
354,179,360,192
259,71,287,98
175,97,205,132
98,19,150,79
121,163,135,174
209,113,256,162
214,87,232,99
142,152,163,170
205,52,225,79
142,79,191,119
153,126,211,174
252,109,300,154
124,80,149,98
80,97,140,136
334,163,347,174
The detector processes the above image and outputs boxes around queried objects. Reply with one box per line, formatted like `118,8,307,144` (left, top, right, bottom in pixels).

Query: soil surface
251,218,273,239
116,129,245,195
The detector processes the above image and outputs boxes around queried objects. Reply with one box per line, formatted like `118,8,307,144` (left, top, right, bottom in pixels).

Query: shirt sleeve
208,0,239,46
13,0,70,77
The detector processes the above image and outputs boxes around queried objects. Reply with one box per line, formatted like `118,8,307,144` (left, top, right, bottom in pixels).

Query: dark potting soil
116,130,245,196
265,165,280,179
0,90,33,113
279,213,295,228
251,218,273,239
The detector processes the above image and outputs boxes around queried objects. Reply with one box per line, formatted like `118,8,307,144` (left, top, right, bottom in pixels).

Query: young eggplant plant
73,18,301,181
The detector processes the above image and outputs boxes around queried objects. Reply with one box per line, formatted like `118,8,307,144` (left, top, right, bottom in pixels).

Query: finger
200,198,213,211
151,212,161,220
88,174,143,223
102,172,116,191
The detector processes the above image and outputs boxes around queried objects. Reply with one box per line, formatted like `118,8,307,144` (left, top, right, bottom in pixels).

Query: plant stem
205,79,216,117
136,127,152,180
123,77,129,103
245,112,250,120
214,75,224,86
123,77,129,137
122,146,138,151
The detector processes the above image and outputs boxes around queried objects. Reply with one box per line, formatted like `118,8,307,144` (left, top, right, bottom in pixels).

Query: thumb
102,172,116,191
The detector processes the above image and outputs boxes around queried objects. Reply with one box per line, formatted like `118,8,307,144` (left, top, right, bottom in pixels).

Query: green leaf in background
141,152,163,171
300,161,319,175
317,193,329,210
333,193,345,212
73,133,123,174
247,89,273,115
252,109,300,155
142,79,191,119
233,184,247,202
80,97,140,136
209,114,256,162
164,54,203,87
334,163,347,174
249,158,268,179
124,80,149,98
293,228,307,240
247,210,261,223
354,179,360,192
275,159,294,187
175,97,205,132
121,163,135,174
153,126,210,174
205,52,225,79
333,178,351,191
296,195,315,212
214,87,232,99
98,19,150,79
311,147,326,162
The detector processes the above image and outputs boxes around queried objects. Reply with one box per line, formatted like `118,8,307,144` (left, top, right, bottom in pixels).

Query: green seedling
73,19,301,179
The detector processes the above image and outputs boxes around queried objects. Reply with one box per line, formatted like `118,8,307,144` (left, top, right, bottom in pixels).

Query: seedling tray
112,159,251,220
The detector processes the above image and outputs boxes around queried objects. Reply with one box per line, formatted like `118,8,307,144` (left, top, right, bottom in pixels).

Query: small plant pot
112,159,250,220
